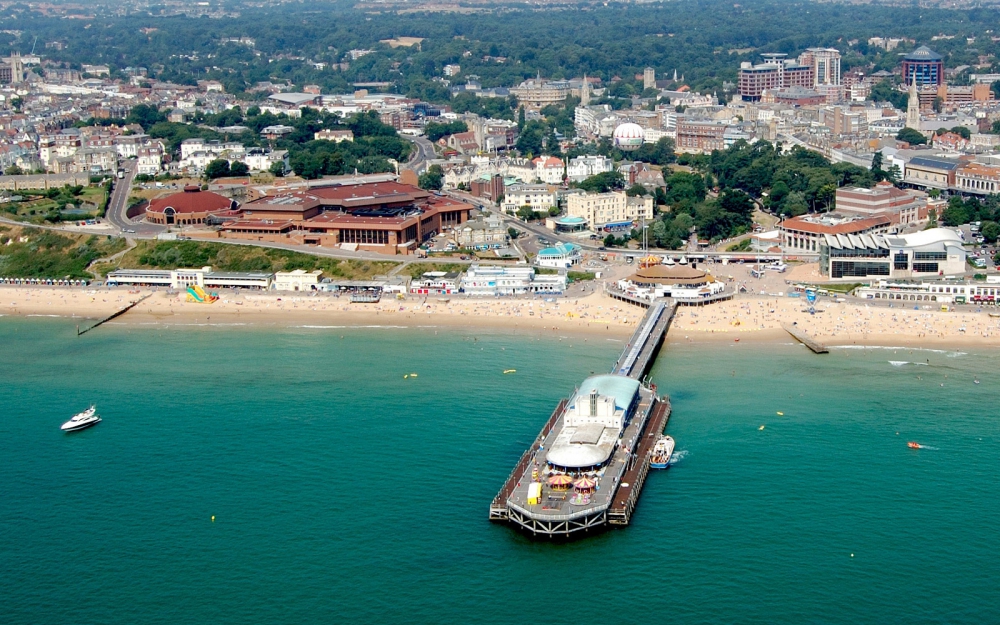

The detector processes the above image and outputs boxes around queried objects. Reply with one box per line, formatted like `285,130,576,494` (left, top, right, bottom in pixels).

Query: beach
3,284,1000,347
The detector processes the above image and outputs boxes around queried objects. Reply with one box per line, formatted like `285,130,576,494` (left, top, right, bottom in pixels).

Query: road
402,135,435,174
105,160,164,236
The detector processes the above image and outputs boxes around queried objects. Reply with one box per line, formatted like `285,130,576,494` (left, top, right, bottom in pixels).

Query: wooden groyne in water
77,294,151,336
783,324,828,354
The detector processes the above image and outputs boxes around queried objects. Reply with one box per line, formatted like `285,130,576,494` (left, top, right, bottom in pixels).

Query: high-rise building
738,53,813,101
799,48,841,86
902,46,944,87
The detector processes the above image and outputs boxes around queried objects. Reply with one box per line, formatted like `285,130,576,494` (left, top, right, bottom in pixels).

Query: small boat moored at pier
650,436,675,469
61,406,101,432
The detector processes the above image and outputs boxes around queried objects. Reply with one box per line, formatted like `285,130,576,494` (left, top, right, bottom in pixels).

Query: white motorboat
650,435,675,469
61,406,101,432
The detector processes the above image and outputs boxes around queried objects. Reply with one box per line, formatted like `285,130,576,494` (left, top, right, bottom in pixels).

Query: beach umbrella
548,474,573,488
574,477,596,491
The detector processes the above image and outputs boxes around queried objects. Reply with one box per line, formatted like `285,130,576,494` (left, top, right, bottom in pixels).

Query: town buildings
835,181,926,225
565,191,654,232
902,46,945,87
779,213,893,254
820,228,966,281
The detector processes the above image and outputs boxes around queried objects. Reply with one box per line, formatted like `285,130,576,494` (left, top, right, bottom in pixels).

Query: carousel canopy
626,264,715,286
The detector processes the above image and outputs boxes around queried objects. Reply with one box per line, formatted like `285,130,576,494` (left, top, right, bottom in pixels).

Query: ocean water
2,319,1000,624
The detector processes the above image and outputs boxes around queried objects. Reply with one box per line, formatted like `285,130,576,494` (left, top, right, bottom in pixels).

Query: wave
670,449,689,464
889,361,929,367
831,345,966,357
294,324,408,330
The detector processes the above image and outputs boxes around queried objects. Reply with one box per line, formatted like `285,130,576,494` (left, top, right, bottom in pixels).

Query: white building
856,279,999,304
105,267,272,290
566,155,613,182
136,146,164,176
565,191,654,231
535,243,582,269
501,184,557,214
273,269,322,291
410,271,461,295
460,264,566,296
821,228,967,281
454,214,509,250
533,156,564,184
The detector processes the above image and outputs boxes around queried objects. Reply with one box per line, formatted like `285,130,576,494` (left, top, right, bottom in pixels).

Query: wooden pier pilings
608,398,671,526
783,324,828,354
77,294,151,336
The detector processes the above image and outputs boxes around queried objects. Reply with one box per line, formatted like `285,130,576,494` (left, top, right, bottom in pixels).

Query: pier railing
490,399,567,519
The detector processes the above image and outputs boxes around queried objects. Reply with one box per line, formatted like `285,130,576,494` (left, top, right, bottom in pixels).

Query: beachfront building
819,227,967,281
220,181,473,255
460,264,566,296
273,269,323,291
856,279,1000,304
535,243,582,269
616,264,726,302
565,191,654,232
106,267,273,290
144,186,240,226
779,213,892,254
410,271,461,295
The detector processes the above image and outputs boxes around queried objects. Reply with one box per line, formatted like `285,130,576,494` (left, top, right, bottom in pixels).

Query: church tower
580,74,590,106
905,72,921,130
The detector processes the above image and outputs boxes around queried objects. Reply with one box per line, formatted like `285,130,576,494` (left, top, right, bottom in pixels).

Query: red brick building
221,181,472,255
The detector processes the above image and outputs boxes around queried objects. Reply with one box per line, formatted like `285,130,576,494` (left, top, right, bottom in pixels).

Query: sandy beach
0,286,647,338
4,285,1000,347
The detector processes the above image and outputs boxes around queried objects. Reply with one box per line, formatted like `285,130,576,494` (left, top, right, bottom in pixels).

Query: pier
783,324,829,354
490,297,677,538
77,294,151,336
611,299,676,380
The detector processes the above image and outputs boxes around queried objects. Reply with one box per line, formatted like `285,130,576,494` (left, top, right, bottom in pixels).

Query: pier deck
609,398,671,525
611,299,676,381
783,324,828,354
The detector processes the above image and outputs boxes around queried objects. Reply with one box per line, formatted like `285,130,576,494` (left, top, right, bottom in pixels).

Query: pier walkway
783,324,828,353
609,398,671,525
611,299,676,381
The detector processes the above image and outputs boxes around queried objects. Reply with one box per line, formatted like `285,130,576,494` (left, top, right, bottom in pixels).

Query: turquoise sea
3,318,1000,624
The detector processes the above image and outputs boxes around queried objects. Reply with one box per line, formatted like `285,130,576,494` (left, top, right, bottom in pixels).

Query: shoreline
3,285,1000,349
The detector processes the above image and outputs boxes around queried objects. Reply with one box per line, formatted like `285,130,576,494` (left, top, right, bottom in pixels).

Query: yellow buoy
759,425,765,430
404,374,409,379
211,516,215,522
776,411,784,416
410,373,418,377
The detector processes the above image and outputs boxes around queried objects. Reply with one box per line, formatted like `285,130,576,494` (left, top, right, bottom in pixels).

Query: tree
424,120,468,142
932,96,943,114
126,104,166,131
626,183,648,197
507,227,520,240
4,164,23,176
204,159,231,180
229,161,250,176
418,164,444,190
950,125,971,140
981,220,1000,243
269,161,286,177
578,171,625,193
516,205,536,221
603,234,617,247
781,191,808,217
547,206,561,216
896,127,927,146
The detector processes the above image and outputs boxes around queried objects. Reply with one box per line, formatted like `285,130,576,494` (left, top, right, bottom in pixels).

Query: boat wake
670,449,688,464
889,361,929,367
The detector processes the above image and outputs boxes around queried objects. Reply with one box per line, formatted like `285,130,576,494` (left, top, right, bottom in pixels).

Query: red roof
781,215,890,235
147,188,234,215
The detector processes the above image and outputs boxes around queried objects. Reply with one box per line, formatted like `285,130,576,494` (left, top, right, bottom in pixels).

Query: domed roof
904,45,942,61
613,122,645,139
546,444,611,469
147,188,235,215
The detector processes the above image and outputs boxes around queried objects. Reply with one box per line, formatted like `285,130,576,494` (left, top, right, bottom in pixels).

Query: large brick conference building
219,181,473,255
